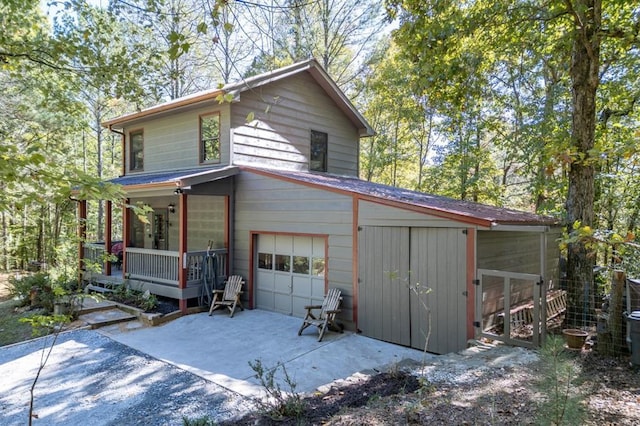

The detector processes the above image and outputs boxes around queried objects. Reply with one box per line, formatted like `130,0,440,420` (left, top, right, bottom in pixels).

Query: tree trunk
565,0,601,327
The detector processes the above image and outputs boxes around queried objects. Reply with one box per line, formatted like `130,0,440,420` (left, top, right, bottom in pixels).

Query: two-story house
80,59,560,354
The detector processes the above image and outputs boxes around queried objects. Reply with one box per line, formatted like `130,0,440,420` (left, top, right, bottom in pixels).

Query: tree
387,0,640,326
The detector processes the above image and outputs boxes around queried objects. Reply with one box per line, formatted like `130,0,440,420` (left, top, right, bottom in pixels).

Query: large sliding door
358,226,468,354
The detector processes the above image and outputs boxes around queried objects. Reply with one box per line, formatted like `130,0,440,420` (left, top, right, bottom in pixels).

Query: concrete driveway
100,309,427,397
0,309,426,425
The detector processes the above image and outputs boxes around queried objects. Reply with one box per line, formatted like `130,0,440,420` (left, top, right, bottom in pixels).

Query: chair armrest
325,309,341,314
213,289,224,294
303,304,323,310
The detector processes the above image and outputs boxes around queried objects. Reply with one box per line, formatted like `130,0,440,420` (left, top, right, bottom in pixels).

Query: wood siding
230,72,360,176
358,200,468,228
123,104,231,173
233,171,356,326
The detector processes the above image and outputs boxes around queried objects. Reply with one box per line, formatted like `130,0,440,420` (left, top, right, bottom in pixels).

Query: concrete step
78,308,138,329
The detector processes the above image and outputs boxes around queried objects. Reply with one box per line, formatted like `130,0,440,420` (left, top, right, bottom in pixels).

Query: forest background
1,0,639,310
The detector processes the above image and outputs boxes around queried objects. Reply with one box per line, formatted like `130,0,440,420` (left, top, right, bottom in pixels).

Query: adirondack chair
298,288,342,342
208,275,244,317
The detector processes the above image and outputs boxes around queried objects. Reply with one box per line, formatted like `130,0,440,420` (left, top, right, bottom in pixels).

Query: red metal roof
246,167,559,227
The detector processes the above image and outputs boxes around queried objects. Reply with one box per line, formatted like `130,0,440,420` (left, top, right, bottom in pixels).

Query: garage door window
258,253,273,269
293,256,309,274
275,254,291,272
312,258,325,276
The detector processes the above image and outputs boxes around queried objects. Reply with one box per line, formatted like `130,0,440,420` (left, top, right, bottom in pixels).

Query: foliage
248,358,306,421
9,273,55,312
107,283,158,312
181,416,215,426
535,336,585,425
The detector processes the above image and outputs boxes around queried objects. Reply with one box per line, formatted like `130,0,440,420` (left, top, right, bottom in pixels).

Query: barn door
410,228,467,354
358,226,411,346
358,226,468,354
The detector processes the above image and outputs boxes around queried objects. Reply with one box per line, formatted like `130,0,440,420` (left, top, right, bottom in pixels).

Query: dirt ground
225,350,640,425
0,273,11,301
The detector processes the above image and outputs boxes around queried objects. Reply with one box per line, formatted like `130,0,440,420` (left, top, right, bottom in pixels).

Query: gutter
490,223,552,233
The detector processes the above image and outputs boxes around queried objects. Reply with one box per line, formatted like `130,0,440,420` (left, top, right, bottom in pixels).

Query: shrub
9,273,55,313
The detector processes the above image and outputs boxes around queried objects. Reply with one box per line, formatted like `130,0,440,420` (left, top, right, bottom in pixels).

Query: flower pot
562,329,588,349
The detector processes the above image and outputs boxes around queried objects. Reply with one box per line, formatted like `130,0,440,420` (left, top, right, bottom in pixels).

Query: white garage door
256,234,326,317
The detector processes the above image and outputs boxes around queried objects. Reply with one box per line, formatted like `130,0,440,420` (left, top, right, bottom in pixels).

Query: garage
358,226,468,354
255,234,327,317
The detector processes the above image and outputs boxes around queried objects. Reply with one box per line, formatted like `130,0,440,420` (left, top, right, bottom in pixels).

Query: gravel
0,330,254,425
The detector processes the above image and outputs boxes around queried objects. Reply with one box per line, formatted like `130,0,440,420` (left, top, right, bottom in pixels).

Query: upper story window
130,129,144,171
200,112,220,163
310,130,328,172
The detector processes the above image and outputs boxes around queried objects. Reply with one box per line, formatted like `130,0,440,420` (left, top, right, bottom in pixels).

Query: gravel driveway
0,330,253,425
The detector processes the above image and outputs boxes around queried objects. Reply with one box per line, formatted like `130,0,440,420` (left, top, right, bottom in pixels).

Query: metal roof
245,167,559,227
108,166,239,188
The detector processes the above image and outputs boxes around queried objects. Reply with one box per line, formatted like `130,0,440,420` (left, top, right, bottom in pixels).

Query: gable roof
243,167,559,228
102,59,374,137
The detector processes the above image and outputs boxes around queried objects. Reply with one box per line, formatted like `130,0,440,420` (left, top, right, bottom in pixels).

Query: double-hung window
130,130,144,171
200,113,220,163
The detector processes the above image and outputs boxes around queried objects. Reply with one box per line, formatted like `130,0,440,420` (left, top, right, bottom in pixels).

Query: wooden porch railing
83,244,228,287
126,248,228,286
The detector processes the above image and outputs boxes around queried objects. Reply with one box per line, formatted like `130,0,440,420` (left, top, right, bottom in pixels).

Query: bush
107,284,158,312
9,273,55,313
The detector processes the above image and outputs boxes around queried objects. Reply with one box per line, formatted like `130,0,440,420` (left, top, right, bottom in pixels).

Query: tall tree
387,0,640,325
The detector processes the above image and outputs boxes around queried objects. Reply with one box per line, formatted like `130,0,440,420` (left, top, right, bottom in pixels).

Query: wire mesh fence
555,272,640,355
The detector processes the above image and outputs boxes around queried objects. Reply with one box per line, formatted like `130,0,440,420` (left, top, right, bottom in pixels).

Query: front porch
83,244,228,304
78,166,240,312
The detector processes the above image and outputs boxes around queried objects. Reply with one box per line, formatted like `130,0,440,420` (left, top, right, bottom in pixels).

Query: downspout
108,125,127,277
108,125,126,177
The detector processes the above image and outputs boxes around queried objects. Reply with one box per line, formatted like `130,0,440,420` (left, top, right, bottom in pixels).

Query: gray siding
231,72,360,176
359,200,468,228
123,104,231,173
477,229,561,320
233,170,356,326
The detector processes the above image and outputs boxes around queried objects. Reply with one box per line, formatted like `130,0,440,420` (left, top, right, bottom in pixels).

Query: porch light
168,203,176,213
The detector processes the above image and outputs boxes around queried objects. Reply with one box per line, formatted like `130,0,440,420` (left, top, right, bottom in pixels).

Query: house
80,59,561,354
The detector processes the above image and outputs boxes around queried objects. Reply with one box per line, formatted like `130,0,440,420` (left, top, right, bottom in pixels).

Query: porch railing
126,248,228,286
83,243,108,269
83,244,228,287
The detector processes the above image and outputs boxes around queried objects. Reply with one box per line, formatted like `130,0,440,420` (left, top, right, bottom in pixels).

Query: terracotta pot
562,328,588,349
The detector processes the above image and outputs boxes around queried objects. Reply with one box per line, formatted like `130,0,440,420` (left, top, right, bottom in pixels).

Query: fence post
598,270,626,356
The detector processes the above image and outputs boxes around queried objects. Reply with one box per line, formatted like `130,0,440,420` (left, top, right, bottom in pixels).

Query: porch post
78,200,87,285
105,200,112,277
122,199,130,275
178,193,188,313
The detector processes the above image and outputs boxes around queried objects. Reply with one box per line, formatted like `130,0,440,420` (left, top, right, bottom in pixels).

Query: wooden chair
298,288,342,342
208,275,244,317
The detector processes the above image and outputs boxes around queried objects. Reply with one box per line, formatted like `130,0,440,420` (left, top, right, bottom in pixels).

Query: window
200,113,220,163
310,130,328,172
130,130,144,171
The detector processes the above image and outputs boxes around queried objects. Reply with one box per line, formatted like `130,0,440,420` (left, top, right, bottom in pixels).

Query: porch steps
76,297,139,330
78,308,138,329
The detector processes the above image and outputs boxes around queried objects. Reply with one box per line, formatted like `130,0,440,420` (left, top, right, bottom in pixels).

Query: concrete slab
79,308,137,328
100,309,428,397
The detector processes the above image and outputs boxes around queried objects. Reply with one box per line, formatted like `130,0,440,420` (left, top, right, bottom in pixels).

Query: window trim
310,129,328,172
199,112,221,164
129,128,144,172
